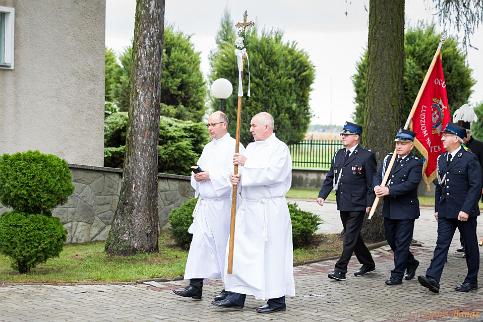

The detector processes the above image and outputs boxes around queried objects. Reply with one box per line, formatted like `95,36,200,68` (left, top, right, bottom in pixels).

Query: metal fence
288,140,343,170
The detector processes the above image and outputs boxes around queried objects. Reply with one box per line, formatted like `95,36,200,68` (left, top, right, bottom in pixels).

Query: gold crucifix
235,10,254,31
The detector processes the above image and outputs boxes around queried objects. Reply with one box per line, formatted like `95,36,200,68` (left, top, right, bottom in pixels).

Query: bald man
212,112,295,314
173,111,244,301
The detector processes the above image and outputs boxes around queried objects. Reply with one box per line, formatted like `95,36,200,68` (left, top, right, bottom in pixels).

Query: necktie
343,149,350,163
447,154,453,166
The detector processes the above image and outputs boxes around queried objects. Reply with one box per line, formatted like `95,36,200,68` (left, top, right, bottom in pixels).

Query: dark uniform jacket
466,137,483,187
319,145,376,212
373,153,423,220
435,148,481,218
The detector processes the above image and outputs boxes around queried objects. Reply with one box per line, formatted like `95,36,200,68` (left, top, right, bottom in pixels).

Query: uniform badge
352,165,363,175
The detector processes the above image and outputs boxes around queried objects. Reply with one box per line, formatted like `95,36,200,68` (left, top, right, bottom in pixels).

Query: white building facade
0,0,105,166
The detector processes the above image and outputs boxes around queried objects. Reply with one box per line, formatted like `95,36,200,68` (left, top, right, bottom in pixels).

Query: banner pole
368,39,444,220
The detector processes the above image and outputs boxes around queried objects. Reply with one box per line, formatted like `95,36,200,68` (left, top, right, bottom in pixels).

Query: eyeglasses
206,122,225,128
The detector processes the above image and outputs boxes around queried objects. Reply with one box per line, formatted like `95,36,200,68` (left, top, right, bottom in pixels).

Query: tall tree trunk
361,0,405,242
105,0,165,255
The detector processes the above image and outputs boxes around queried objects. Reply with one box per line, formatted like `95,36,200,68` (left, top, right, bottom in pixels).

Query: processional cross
227,11,254,274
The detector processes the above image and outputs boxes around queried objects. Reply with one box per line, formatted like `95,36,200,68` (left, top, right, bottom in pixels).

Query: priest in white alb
212,112,295,314
173,111,244,301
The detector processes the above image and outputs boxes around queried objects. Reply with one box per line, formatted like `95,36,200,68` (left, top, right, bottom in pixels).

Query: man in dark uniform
418,123,481,293
453,103,483,254
373,129,423,285
454,122,483,255
317,121,376,281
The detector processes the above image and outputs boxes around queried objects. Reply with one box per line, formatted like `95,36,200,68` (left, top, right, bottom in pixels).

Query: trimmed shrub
289,203,322,247
0,151,74,214
0,212,67,273
168,198,197,249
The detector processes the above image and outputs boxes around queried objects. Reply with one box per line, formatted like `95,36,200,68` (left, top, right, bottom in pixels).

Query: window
0,6,14,69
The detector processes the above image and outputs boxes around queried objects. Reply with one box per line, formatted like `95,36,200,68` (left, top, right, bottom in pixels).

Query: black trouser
335,211,375,273
384,218,417,280
224,293,285,307
458,227,466,250
426,216,479,284
189,278,203,290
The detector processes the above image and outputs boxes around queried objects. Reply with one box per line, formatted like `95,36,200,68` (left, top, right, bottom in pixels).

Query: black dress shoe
456,247,465,253
213,289,230,301
404,260,419,280
256,303,287,314
328,271,346,281
172,285,202,299
354,265,375,277
211,293,245,309
417,275,440,293
385,277,402,285
455,282,478,292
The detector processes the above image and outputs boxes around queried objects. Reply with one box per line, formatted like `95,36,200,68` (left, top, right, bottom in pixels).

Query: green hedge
288,203,322,247
168,199,322,249
0,151,74,214
168,198,198,249
104,112,208,175
0,212,67,273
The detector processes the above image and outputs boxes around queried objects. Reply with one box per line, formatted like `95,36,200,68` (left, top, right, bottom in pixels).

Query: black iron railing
288,140,343,170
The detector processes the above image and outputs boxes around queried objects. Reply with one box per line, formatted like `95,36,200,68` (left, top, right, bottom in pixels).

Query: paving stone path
1,200,482,322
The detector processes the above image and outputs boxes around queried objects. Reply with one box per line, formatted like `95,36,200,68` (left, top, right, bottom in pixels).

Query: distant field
304,132,340,140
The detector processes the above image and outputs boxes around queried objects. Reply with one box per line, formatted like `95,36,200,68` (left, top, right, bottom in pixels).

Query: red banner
410,54,451,185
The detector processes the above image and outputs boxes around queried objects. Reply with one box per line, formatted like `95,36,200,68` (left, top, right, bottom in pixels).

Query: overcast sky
105,0,483,125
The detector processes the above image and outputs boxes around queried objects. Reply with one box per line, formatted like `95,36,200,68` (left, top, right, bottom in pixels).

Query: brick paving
1,200,482,322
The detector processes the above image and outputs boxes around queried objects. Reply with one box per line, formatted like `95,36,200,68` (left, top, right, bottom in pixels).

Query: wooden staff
227,11,254,274
368,39,444,219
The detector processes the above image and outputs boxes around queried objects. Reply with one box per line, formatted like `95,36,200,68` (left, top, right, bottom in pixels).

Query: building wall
0,0,105,166
0,165,194,243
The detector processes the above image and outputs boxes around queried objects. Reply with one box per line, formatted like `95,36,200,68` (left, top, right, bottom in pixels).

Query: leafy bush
104,146,126,169
0,151,74,214
168,199,322,249
471,101,483,140
104,113,208,175
289,203,322,247
104,101,120,119
168,198,197,249
0,212,67,273
104,112,129,147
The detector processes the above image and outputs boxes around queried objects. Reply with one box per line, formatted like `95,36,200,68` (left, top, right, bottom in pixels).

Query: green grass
293,234,342,264
287,187,439,207
0,229,342,284
0,230,188,283
287,188,336,201
288,187,483,208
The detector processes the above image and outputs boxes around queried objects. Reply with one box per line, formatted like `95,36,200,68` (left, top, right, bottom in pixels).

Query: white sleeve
240,144,291,187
